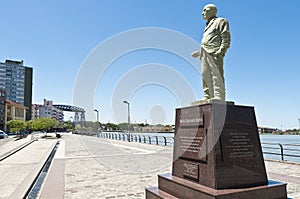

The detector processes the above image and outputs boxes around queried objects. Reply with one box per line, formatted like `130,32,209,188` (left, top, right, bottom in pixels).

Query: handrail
93,133,300,162
261,142,300,162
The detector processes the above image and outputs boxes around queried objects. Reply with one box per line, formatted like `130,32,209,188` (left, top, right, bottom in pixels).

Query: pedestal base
146,174,287,199
146,102,287,198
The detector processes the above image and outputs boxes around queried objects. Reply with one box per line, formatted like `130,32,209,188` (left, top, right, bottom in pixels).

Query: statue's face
202,6,215,20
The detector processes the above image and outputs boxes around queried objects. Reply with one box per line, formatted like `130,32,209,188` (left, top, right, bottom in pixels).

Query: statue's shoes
191,98,209,105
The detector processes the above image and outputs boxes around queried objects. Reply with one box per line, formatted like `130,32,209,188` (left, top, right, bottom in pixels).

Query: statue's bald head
202,4,217,21
204,4,217,15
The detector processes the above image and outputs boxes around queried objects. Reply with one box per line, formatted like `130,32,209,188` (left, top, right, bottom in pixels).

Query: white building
31,99,64,123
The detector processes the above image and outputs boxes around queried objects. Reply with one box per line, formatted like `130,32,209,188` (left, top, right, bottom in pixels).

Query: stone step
146,187,179,199
156,173,287,199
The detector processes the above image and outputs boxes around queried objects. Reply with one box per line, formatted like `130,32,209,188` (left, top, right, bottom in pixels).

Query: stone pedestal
146,102,287,199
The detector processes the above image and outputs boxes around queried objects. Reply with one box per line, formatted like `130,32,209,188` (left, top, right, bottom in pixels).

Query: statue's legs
210,54,225,100
202,50,226,100
201,55,214,100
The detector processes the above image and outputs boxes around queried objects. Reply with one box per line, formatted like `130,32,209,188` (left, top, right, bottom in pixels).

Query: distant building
31,99,64,123
5,100,28,131
0,60,33,120
258,126,278,134
31,104,40,120
0,89,6,131
141,125,173,132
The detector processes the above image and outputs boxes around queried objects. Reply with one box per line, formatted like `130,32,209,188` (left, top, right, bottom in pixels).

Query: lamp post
94,109,100,131
298,118,300,134
123,101,130,141
69,117,75,133
94,109,99,123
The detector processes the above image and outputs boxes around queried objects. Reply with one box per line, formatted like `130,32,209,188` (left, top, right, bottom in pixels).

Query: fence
97,133,300,162
97,132,174,146
261,142,300,162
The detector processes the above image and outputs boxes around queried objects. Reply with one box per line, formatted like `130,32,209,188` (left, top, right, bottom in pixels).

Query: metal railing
97,133,300,162
261,142,300,161
97,132,173,146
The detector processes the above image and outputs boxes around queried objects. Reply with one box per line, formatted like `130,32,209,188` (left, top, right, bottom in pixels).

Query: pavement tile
55,134,300,199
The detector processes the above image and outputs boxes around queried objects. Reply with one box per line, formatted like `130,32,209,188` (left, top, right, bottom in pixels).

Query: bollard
148,136,151,144
154,136,158,145
138,135,141,143
163,136,167,146
143,136,146,143
279,143,284,161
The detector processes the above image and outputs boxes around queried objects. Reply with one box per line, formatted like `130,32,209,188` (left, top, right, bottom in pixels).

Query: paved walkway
39,133,300,199
0,138,57,198
0,135,32,158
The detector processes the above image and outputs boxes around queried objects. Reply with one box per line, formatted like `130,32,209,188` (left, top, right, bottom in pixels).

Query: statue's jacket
201,17,231,55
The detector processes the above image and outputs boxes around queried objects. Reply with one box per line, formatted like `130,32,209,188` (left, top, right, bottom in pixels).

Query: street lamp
94,109,99,123
298,118,300,133
69,117,75,133
94,109,100,130
123,101,130,140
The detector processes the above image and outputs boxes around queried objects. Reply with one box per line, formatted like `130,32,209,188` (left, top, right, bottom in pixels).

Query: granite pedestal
146,102,287,199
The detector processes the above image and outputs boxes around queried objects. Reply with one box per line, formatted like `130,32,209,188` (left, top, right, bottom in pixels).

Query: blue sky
0,0,300,129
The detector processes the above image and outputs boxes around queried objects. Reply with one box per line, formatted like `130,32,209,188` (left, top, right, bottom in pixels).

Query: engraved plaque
177,128,207,162
183,162,199,181
179,107,204,127
220,127,256,162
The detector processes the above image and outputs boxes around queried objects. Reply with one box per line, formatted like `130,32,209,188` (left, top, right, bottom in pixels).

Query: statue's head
202,4,217,21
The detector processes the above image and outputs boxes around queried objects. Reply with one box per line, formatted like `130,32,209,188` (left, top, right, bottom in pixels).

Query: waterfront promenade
1,133,300,198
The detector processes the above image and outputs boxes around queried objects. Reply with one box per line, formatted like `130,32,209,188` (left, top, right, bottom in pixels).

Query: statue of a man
192,4,231,103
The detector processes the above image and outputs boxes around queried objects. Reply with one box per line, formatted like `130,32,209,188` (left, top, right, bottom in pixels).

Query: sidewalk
0,138,57,198
0,135,33,159
38,133,300,199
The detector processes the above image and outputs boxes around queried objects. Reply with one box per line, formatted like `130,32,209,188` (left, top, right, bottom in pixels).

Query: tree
137,123,149,127
31,118,58,132
63,121,73,131
105,123,119,130
7,120,26,133
25,120,34,132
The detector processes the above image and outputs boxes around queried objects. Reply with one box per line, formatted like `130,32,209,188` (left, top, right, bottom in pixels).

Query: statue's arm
218,18,231,55
192,50,201,58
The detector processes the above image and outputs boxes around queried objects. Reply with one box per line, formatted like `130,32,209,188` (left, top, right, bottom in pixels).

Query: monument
146,4,287,199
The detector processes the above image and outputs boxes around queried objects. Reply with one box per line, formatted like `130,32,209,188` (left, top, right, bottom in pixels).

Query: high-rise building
0,60,33,121
0,89,6,131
